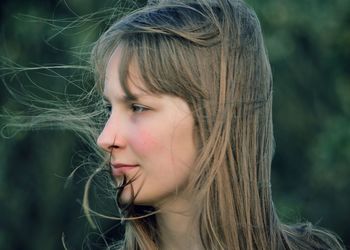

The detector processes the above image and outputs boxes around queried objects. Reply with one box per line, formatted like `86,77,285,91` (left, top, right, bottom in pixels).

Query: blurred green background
1,0,349,249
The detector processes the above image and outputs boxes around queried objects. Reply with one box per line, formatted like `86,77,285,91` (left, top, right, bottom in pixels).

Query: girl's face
97,48,197,207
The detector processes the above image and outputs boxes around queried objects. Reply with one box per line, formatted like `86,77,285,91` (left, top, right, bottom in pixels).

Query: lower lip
111,166,138,176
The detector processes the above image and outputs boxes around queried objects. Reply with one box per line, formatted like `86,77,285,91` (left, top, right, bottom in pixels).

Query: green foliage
1,0,349,249
246,0,350,245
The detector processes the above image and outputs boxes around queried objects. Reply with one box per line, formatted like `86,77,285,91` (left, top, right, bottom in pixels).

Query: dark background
1,0,349,249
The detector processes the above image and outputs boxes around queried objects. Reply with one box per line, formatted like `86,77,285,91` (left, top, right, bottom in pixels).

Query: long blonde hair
85,0,344,249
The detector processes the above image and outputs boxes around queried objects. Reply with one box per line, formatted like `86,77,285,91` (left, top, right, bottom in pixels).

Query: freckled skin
97,47,197,208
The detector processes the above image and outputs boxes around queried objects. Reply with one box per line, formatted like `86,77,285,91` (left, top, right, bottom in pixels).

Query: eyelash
104,103,148,115
130,103,148,113
104,103,112,115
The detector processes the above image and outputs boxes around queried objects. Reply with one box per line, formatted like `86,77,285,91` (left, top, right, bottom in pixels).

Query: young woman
79,0,345,249
3,0,344,249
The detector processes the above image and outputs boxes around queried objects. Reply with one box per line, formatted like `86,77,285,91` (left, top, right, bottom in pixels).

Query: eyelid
102,98,111,106
102,99,112,114
130,103,149,113
102,99,149,113
106,103,112,111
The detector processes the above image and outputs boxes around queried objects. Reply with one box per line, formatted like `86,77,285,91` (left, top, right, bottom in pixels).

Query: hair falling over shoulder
1,0,338,249
82,0,346,249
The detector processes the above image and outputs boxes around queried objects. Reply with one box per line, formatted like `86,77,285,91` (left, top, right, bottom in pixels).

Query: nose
97,117,125,152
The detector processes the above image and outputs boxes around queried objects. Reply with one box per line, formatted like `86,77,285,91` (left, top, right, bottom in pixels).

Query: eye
130,103,148,113
104,103,112,116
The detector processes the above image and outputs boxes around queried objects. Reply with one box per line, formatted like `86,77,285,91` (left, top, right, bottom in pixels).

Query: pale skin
97,47,204,249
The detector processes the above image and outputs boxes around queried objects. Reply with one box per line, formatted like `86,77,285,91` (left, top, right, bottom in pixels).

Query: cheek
129,127,160,155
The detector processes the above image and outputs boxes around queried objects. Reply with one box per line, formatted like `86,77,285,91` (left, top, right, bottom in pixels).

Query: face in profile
97,47,197,208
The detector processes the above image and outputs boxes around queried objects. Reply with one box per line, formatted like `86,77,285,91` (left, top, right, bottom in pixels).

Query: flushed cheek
129,127,161,156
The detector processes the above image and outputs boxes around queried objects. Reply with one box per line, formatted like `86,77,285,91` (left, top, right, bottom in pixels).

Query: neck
156,197,203,250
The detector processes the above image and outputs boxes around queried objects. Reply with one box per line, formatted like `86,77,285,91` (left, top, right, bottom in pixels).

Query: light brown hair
87,0,344,249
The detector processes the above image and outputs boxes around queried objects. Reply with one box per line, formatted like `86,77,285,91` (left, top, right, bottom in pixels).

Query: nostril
109,144,119,150
97,134,120,152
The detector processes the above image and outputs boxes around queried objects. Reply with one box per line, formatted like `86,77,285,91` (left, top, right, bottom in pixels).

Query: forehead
104,47,149,97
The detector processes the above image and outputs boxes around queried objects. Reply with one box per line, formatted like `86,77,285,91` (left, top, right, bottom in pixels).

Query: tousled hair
88,0,345,249
1,0,343,249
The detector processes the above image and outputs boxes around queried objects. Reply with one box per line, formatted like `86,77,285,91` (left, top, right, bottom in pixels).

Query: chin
119,191,159,209
119,186,147,205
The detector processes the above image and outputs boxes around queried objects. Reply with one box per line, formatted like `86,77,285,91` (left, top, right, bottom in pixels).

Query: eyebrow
102,93,139,103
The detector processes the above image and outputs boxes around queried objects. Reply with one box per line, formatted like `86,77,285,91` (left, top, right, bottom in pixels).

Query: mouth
111,163,139,177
